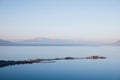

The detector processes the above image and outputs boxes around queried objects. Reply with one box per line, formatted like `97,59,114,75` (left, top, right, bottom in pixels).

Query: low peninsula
0,56,106,68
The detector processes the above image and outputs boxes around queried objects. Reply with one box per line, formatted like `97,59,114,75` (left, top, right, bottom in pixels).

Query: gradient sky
0,0,120,42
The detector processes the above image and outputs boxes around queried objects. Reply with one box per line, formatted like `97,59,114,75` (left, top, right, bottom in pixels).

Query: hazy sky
0,0,120,42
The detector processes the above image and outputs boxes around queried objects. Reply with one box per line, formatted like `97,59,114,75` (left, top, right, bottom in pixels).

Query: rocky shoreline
0,56,106,68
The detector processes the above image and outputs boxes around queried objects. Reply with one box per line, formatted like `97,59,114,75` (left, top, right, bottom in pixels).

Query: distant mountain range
0,38,120,46
0,39,13,45
113,40,120,45
18,38,81,44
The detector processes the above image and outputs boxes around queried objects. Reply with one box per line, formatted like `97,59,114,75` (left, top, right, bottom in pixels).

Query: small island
0,56,106,68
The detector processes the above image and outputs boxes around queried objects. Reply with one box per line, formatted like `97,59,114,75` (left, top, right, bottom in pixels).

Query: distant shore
0,56,106,68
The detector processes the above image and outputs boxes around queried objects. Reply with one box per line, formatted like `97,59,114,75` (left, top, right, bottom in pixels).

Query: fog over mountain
0,39,13,44
0,37,96,45
113,40,120,45
0,38,120,46
17,37,99,44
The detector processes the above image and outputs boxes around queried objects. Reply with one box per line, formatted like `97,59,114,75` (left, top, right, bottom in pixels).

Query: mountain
1,38,116,46
113,40,120,45
0,39,14,45
18,38,78,44
0,38,101,46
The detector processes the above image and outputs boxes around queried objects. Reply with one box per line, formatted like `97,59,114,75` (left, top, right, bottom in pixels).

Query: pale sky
0,0,120,42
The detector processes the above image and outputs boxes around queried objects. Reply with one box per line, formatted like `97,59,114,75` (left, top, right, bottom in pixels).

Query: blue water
0,46,120,80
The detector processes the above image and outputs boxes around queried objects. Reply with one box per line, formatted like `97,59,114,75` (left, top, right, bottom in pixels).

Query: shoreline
0,56,106,68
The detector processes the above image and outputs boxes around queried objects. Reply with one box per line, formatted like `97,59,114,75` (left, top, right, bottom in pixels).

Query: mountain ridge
0,39,13,44
0,38,120,46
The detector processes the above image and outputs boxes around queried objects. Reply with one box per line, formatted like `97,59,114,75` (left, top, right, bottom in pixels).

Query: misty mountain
0,39,14,45
113,40,120,45
1,38,120,46
0,38,99,45
17,38,80,44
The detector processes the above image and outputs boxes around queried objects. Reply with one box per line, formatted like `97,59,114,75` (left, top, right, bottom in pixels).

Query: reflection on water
0,46,120,80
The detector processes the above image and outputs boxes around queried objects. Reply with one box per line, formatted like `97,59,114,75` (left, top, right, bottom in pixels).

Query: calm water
0,46,120,80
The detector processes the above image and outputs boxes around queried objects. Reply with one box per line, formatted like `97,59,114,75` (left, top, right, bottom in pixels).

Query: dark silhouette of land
0,56,106,68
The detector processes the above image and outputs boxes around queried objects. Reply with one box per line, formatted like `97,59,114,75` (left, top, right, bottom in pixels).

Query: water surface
0,46,120,80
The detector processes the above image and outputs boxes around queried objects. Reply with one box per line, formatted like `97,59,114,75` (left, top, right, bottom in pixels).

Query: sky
0,0,120,42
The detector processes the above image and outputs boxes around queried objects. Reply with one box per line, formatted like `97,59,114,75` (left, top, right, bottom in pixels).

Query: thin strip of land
0,56,106,68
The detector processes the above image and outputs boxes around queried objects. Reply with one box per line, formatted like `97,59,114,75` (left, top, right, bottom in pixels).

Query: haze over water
0,0,120,80
0,46,120,80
